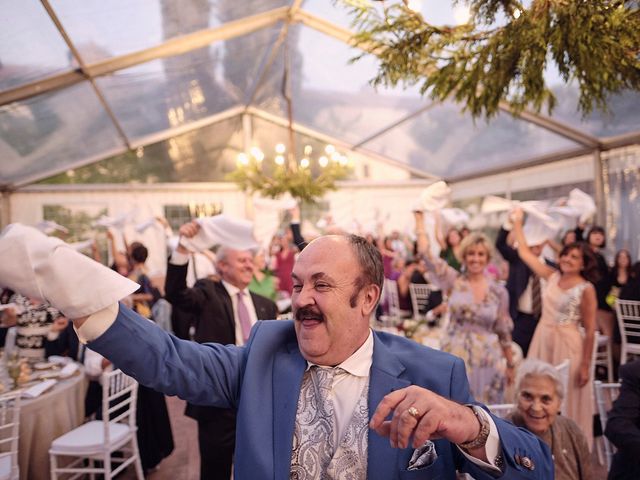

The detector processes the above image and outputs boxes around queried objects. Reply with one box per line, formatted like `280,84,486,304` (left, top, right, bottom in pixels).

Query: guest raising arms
512,207,598,450
415,211,515,404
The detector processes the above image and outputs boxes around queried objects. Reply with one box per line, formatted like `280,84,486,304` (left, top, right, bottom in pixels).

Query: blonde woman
415,212,514,404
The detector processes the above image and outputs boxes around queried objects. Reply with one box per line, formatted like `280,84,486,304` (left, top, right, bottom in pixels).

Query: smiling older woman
506,359,593,480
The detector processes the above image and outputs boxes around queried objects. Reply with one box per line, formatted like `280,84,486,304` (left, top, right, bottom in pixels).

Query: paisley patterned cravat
290,366,368,480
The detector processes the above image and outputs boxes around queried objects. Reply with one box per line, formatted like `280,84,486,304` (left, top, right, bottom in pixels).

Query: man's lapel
367,333,411,480
273,340,306,480
215,282,236,334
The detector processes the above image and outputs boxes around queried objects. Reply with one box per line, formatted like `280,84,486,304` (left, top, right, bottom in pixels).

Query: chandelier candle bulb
300,158,310,168
275,143,286,154
250,147,264,162
237,153,249,165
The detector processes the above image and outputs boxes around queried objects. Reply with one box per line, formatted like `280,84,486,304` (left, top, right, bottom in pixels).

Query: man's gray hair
216,245,254,263
515,358,565,399
346,234,384,307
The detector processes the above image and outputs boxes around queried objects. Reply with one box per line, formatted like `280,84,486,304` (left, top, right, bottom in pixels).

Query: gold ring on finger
407,406,420,419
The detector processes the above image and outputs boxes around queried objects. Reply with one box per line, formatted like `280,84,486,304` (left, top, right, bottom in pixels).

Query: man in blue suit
1,226,552,479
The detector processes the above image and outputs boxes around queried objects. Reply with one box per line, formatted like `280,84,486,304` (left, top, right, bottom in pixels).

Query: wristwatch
458,405,490,450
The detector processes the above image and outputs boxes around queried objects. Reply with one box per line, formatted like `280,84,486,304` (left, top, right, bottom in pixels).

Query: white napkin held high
179,215,258,252
419,181,451,211
35,220,69,235
0,224,139,318
69,239,94,251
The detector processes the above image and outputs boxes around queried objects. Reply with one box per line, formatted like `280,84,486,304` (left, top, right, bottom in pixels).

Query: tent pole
0,191,11,228
241,113,254,219
593,149,607,227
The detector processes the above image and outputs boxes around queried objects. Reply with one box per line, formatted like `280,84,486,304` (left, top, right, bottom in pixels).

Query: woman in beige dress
512,208,598,450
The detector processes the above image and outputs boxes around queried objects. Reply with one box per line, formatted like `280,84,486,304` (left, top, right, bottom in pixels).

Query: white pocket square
408,440,438,471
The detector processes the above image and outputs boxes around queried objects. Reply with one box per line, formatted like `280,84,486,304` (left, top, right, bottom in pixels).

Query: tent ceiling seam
41,0,131,148
352,102,440,148
0,7,290,107
497,102,600,148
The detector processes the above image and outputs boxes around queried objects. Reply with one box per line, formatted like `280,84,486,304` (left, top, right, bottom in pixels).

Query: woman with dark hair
608,249,633,307
435,212,462,271
586,226,615,349
512,208,598,450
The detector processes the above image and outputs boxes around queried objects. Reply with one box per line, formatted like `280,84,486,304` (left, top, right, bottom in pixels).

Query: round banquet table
18,369,87,480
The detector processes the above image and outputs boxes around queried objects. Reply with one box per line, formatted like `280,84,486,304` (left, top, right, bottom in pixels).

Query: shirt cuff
170,249,190,265
502,220,514,231
457,409,502,474
74,302,119,344
46,330,61,341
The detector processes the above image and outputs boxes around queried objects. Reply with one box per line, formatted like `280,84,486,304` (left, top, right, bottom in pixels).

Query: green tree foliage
227,160,352,204
340,0,640,118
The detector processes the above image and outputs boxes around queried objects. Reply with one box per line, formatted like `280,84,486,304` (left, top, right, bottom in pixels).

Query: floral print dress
427,257,513,404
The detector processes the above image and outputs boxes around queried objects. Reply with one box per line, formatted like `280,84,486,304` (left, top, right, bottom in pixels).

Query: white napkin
92,210,136,230
439,208,470,227
59,363,79,378
419,181,451,211
47,355,71,365
22,379,57,399
179,215,258,252
135,217,157,234
35,220,69,235
69,239,94,251
566,188,596,224
523,215,558,246
480,195,513,214
0,224,139,318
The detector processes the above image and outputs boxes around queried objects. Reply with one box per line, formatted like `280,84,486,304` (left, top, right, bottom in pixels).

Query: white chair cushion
50,421,133,454
0,454,13,480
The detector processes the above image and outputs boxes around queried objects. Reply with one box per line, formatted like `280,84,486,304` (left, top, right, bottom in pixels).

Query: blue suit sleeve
88,303,244,408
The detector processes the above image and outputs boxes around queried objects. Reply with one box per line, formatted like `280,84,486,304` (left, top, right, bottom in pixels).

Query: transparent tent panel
49,0,292,63
548,85,640,138
39,115,244,184
0,0,75,91
302,0,473,30
96,24,282,139
0,81,125,186
252,24,428,146
361,102,581,179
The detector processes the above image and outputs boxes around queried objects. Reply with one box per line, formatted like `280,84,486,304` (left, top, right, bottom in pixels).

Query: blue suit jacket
89,305,552,479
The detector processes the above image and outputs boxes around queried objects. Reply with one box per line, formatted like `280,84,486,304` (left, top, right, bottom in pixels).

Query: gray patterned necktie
291,366,339,479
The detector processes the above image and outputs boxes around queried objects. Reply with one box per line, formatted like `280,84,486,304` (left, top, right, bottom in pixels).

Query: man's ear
361,284,381,317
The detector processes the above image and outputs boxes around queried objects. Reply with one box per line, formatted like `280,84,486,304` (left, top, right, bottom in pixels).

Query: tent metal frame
1,1,638,195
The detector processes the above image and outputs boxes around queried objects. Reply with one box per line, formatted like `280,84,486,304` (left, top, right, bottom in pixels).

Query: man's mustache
295,306,324,322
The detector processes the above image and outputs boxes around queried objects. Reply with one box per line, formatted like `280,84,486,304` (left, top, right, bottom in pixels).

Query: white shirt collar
307,328,374,378
221,279,246,298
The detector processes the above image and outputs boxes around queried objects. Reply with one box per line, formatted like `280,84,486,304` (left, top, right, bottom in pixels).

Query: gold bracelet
458,405,490,450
